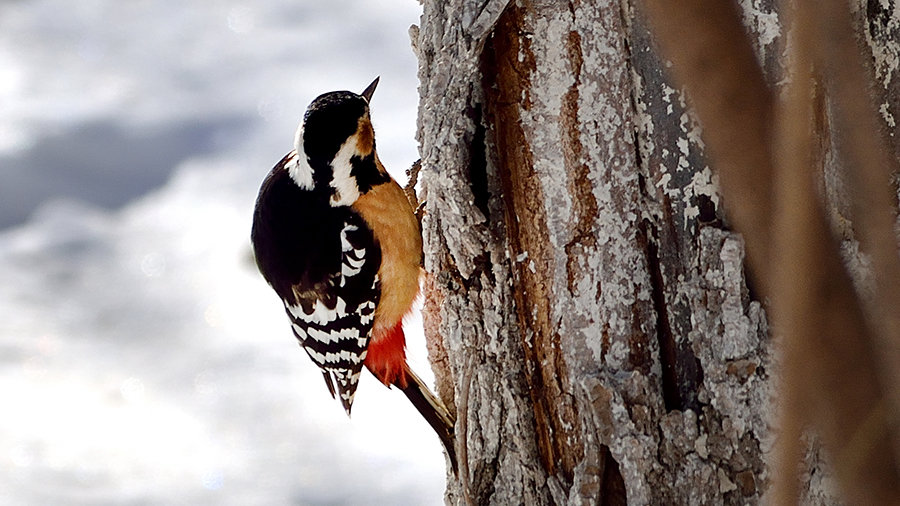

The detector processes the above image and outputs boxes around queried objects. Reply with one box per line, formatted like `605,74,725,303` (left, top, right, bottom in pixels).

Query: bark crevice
481,3,583,484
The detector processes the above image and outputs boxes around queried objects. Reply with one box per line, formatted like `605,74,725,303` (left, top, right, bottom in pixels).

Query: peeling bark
413,0,900,504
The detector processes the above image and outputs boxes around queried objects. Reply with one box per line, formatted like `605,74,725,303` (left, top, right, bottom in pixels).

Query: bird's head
289,77,390,206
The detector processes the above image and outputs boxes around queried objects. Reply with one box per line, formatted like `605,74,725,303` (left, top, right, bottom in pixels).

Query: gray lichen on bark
412,0,898,504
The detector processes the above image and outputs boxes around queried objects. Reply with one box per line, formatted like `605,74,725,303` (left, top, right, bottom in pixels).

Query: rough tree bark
410,1,900,504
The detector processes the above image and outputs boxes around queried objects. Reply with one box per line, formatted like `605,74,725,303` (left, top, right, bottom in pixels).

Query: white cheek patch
290,126,314,190
329,134,361,207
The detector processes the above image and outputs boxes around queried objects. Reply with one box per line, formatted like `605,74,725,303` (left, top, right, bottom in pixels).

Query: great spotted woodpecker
251,78,456,472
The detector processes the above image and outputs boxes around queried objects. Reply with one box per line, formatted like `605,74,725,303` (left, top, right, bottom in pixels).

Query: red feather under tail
364,322,408,387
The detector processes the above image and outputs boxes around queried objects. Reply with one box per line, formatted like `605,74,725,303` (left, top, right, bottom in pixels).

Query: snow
0,1,448,504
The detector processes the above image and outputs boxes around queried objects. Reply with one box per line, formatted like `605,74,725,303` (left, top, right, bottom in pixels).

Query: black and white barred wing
283,216,379,414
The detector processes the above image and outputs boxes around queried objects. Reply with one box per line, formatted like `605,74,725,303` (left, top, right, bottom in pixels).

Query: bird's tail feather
398,364,458,475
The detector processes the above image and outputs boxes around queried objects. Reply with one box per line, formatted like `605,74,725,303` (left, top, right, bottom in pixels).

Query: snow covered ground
0,1,448,504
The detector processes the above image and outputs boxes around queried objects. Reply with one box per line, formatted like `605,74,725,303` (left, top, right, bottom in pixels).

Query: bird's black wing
251,152,381,413
284,213,380,414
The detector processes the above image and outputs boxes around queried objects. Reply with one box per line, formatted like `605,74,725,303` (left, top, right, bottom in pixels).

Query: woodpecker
251,78,456,472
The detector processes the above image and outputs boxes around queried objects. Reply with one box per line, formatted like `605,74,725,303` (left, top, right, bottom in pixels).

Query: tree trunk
411,1,900,504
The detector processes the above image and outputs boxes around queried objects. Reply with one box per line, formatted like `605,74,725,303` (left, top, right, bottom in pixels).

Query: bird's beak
361,77,379,102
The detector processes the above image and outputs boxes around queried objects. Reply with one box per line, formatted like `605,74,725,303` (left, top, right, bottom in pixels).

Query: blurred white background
0,1,447,504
